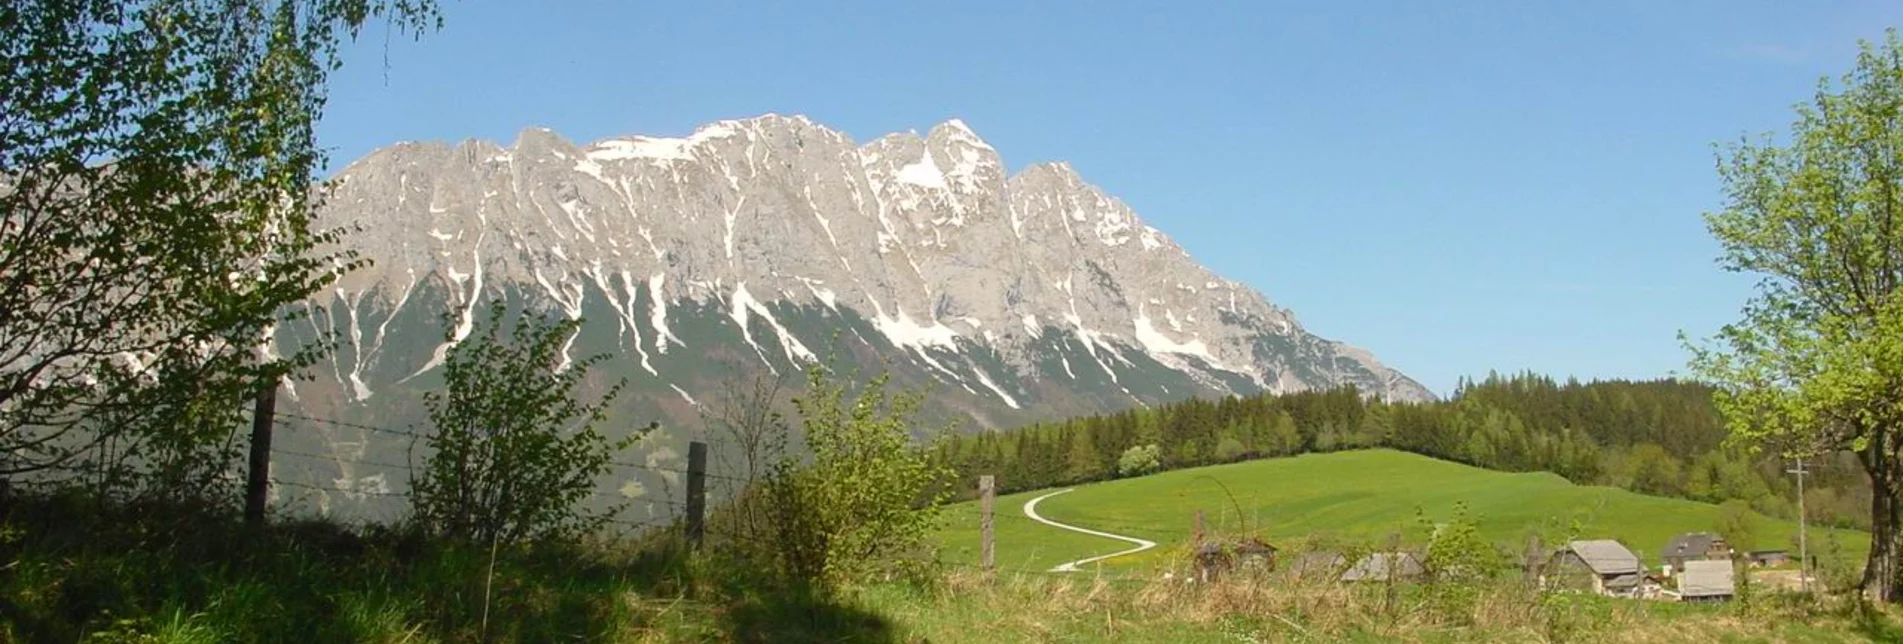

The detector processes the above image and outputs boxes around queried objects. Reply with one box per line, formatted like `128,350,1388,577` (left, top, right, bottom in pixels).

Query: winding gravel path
1021,488,1158,572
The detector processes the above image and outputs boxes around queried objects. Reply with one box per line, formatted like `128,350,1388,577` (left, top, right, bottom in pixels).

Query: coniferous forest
936,373,1873,531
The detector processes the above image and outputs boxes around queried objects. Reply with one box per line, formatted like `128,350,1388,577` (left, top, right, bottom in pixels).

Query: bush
409,302,637,547
1419,503,1508,625
757,366,954,589
1118,444,1162,478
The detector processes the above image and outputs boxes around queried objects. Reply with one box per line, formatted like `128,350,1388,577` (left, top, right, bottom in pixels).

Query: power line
270,446,414,470
274,410,420,437
270,478,406,497
277,409,753,480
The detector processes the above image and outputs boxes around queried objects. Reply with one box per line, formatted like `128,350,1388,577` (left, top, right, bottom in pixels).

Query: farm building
1661,532,1733,572
1191,538,1279,581
1288,551,1348,580
1235,538,1278,569
1544,539,1643,597
1340,552,1425,583
1746,550,1791,567
1193,542,1232,582
1678,559,1737,602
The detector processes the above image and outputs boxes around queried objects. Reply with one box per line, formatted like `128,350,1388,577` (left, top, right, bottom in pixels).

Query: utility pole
979,475,995,571
1788,457,1810,593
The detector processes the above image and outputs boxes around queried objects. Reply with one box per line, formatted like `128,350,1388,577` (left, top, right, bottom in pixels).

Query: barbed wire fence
265,409,1189,582
258,409,768,540
0,399,1180,584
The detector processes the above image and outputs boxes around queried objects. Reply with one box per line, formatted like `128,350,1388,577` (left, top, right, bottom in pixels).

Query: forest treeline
936,372,1873,531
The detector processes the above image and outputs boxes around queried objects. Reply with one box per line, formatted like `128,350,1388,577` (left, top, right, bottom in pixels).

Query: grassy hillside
936,449,1867,573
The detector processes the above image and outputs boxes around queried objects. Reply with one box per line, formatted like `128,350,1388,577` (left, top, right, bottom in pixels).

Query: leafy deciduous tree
1688,30,1903,601
1117,444,1161,478
0,0,438,493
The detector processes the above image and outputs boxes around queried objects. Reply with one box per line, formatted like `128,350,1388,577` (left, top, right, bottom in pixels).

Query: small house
1193,542,1234,582
1235,538,1279,570
1288,551,1348,580
1638,572,1669,599
1544,539,1644,597
1192,538,1280,581
1340,552,1426,583
1679,559,1737,602
1746,550,1791,568
1662,532,1732,573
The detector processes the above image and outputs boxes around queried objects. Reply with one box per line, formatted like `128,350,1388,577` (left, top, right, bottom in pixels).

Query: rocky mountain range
266,114,1431,517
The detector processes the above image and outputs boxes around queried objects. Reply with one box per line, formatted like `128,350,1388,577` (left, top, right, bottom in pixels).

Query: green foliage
1620,443,1685,497
1063,429,1104,482
1116,444,1161,478
410,301,635,546
1819,530,1865,595
759,366,955,588
1214,436,1247,463
0,493,740,642
1265,410,1302,456
0,0,439,497
1420,502,1506,584
3,488,1894,644
1411,502,1506,625
934,374,1870,530
1717,499,1760,554
934,450,1864,574
1686,29,1903,600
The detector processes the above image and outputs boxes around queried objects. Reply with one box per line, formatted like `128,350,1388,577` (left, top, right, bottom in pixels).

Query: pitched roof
1341,552,1425,582
1236,538,1277,555
1566,540,1641,576
1662,532,1723,561
1680,559,1737,597
1289,551,1346,574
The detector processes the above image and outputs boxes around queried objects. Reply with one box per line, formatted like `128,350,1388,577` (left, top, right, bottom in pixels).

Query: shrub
410,302,637,547
1118,444,1162,478
757,366,954,589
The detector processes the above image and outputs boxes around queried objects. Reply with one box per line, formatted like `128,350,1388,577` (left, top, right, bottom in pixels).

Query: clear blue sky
319,1,1901,397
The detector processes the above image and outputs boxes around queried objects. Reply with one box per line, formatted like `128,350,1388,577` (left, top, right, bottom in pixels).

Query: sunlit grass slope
936,449,1866,573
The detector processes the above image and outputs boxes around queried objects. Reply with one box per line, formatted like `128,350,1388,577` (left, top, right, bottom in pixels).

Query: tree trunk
1859,431,1903,603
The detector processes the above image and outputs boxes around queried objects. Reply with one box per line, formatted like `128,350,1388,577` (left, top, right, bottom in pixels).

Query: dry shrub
919,566,1894,643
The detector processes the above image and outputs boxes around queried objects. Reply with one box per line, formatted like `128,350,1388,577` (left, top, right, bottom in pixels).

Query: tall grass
854,566,1893,643
4,491,1899,642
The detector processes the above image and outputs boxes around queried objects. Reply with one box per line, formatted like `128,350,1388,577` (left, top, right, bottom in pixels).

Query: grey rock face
304,114,1432,425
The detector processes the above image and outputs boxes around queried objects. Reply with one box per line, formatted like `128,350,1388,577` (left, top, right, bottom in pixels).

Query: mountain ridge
302,113,1429,418
266,114,1430,514
263,112,1433,514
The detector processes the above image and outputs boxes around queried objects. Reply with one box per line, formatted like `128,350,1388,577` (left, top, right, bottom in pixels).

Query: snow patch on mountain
648,273,679,353
895,152,948,190
730,282,817,368
971,365,1021,409
1132,309,1215,362
310,112,1433,441
872,306,960,351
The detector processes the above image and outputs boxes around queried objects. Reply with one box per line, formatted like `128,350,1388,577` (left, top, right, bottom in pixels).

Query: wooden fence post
245,381,277,528
979,475,995,571
685,441,707,549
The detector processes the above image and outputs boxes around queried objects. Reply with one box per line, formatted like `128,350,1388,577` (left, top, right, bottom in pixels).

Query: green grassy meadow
936,449,1868,573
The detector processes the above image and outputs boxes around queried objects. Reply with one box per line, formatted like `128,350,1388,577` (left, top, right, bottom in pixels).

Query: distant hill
936,449,1866,573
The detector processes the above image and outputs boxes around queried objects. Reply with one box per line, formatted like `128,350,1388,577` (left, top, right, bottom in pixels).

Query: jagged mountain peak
301,115,1431,438
275,114,1434,520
